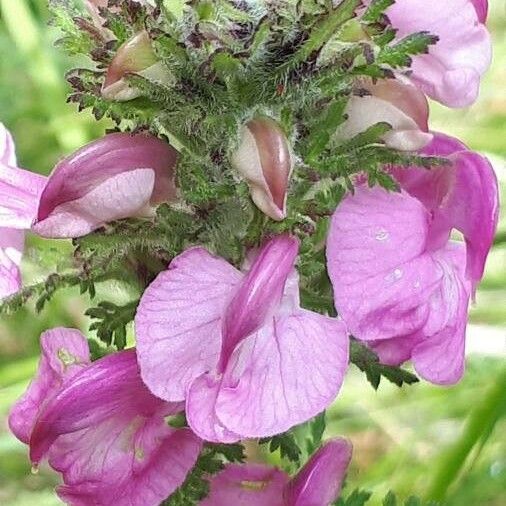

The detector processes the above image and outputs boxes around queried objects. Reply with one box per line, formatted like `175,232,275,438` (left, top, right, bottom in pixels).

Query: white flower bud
335,75,433,151
232,118,293,221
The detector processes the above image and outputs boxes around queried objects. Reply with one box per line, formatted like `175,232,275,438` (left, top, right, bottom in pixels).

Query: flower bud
102,31,172,101
231,117,293,221
33,132,178,238
335,75,433,151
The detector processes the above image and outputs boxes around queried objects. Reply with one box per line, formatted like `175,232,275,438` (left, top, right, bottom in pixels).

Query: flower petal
327,187,441,341
409,244,470,384
201,464,288,506
33,168,156,238
136,247,242,402
438,150,498,288
55,426,201,506
335,90,432,151
285,438,352,505
186,374,241,443
385,0,492,107
232,118,293,221
471,0,488,22
221,235,298,368
36,132,178,225
0,165,47,228
394,133,499,289
214,312,349,438
9,328,90,444
29,349,201,506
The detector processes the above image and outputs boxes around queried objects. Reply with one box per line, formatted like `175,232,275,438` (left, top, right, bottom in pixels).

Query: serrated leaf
361,0,395,24
260,432,302,464
350,340,419,389
378,32,438,68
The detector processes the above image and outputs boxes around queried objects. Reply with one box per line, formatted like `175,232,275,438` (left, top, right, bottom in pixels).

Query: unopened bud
232,118,293,221
335,75,432,151
102,31,172,101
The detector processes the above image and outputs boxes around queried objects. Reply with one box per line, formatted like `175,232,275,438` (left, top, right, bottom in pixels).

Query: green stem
426,365,506,502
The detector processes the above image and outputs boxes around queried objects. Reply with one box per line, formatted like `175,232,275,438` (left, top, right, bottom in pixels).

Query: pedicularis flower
201,439,352,506
335,75,432,151
136,235,349,442
102,31,173,102
9,328,202,506
232,117,294,221
0,123,46,298
33,132,178,238
377,0,492,107
327,134,499,385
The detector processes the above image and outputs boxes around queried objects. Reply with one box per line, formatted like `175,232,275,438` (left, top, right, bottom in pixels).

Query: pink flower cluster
4,1,500,505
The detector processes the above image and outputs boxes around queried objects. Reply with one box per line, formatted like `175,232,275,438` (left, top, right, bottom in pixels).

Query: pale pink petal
30,349,201,506
285,438,352,505
213,312,349,438
370,333,420,367
201,464,288,506
394,133,499,288
335,91,432,151
186,374,241,443
35,133,177,237
33,168,155,238
0,122,17,166
327,187,442,341
221,235,299,368
9,328,90,444
37,133,177,218
409,244,470,384
0,165,47,228
385,0,492,107
328,185,475,385
437,150,498,288
135,247,242,402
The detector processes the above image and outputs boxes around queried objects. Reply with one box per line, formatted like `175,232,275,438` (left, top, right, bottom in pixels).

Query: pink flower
379,0,492,107
335,75,432,151
231,117,294,221
135,235,349,442
201,438,352,506
33,132,178,238
326,133,499,385
0,123,46,298
9,328,202,506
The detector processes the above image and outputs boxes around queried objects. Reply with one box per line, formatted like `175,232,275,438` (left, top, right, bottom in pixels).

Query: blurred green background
0,1,504,505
